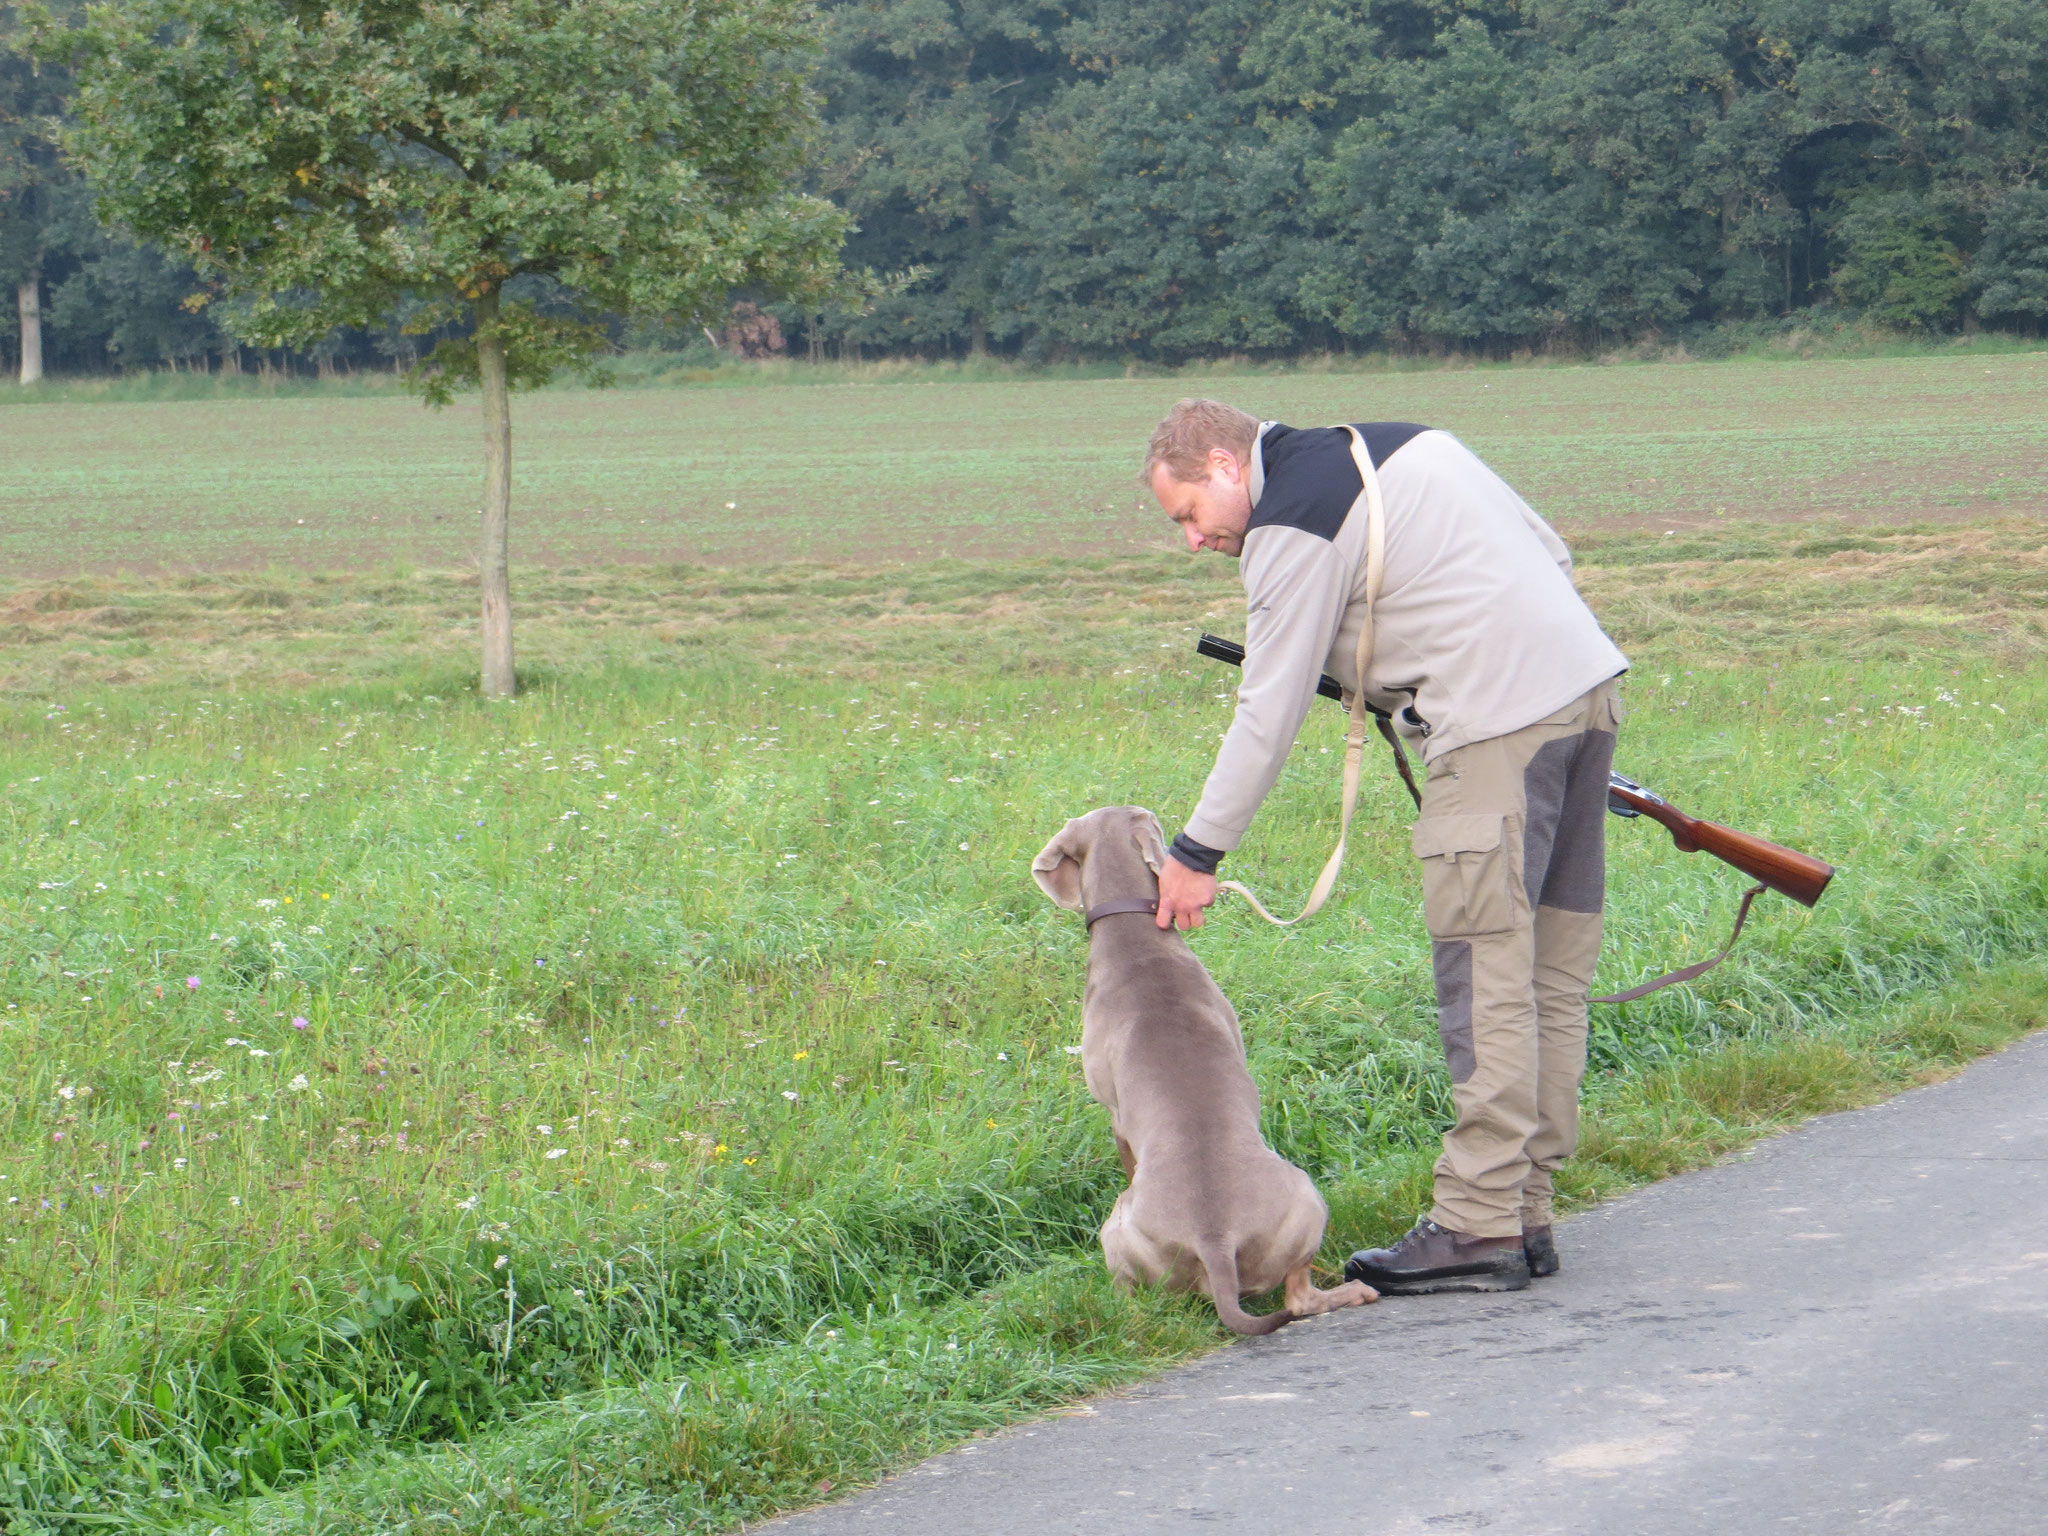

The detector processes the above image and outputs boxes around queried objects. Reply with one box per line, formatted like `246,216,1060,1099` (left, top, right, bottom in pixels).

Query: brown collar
1084,897,1159,929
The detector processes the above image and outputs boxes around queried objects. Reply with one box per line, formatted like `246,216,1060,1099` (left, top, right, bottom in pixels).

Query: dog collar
1083,897,1160,928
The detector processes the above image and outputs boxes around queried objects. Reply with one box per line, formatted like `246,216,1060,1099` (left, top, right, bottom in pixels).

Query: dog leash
1220,425,1389,928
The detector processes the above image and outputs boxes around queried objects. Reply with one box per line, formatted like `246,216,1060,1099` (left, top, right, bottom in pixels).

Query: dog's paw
1339,1280,1378,1307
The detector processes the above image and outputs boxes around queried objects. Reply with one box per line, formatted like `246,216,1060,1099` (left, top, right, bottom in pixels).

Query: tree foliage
796,0,2048,357
1974,185,2048,329
13,0,2048,370
49,0,848,375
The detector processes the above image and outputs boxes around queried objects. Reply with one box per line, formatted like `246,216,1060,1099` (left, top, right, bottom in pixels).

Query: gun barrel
1196,633,1357,709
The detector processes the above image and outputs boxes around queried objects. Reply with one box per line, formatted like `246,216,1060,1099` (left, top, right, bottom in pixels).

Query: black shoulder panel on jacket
1249,422,1430,543
1356,421,1429,468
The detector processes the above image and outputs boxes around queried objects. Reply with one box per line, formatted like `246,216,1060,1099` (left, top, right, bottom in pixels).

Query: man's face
1150,450,1254,557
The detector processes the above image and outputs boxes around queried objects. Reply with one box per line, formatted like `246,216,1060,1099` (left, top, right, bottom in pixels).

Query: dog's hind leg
1100,1191,1158,1290
1283,1261,1376,1316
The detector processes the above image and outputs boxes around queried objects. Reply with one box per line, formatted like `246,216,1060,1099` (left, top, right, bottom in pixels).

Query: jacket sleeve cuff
1169,831,1226,874
1180,811,1244,855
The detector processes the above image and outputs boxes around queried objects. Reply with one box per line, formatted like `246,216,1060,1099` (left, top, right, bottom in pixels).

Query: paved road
768,1031,2048,1534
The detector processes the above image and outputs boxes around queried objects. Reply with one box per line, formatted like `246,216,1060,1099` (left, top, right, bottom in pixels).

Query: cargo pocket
1413,813,1519,938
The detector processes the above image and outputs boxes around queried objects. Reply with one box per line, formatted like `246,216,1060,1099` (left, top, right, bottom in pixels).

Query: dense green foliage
809,0,2048,358
10,0,2048,374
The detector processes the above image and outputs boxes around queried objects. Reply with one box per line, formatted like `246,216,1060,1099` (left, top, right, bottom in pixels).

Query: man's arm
1516,494,1573,573
1162,526,1352,927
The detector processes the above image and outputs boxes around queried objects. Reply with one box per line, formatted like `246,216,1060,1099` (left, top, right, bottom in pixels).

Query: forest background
6,0,2048,379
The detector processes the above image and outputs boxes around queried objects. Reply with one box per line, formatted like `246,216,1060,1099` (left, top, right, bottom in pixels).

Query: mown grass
7,351,2047,577
2,519,2045,1533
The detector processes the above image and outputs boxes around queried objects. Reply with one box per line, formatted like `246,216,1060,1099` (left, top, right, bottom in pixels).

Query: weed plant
1,527,2045,1532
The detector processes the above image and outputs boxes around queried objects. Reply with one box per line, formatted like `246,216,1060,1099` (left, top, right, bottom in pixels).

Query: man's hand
1157,857,1218,931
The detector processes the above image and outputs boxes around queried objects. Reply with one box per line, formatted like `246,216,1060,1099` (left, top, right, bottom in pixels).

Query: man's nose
1183,524,1205,553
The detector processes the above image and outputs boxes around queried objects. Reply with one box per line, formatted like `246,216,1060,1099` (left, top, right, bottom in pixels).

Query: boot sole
1364,1270,1531,1295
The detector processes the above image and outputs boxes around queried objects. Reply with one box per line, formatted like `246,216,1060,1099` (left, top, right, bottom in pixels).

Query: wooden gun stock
1605,779,1834,908
1195,633,1837,910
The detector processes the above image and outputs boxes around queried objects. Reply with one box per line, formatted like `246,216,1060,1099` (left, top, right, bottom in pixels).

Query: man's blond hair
1142,398,1260,484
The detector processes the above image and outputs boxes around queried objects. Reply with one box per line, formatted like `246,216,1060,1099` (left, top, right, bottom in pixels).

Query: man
1145,398,1627,1295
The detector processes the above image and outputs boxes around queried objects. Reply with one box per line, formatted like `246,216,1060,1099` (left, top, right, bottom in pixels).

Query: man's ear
1131,808,1167,876
1031,818,1088,910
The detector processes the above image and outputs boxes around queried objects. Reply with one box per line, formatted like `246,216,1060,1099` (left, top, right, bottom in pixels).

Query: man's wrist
1169,832,1224,875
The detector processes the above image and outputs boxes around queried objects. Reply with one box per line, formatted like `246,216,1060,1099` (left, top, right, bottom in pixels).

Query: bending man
1145,398,1627,1295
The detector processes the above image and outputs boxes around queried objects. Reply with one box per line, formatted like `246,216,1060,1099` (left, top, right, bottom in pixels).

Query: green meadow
3,358,2047,1533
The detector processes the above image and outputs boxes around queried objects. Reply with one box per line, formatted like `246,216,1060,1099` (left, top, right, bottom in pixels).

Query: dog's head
1031,806,1168,911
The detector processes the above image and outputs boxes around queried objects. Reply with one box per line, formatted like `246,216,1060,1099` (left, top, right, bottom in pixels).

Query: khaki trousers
1412,680,1621,1239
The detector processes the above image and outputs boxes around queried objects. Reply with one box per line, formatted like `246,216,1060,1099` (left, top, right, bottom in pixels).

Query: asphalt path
766,1030,2048,1535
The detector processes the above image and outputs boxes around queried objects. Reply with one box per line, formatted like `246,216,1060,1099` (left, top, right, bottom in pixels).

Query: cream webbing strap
1219,425,1386,927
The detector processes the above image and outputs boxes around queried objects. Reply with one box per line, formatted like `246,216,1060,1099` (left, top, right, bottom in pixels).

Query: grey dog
1033,806,1375,1334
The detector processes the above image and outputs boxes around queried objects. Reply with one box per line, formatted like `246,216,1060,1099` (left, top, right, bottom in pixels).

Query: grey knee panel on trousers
1433,940,1476,1083
1520,729,1616,914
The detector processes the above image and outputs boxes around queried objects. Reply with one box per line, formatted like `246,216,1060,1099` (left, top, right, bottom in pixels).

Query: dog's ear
1031,818,1088,910
1130,808,1168,876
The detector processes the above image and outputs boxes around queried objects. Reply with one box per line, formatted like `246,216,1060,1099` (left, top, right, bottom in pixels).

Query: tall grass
2,530,2044,1532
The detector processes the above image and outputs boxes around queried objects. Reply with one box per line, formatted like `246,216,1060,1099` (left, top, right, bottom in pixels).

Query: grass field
6,350,2048,576
3,360,2047,1534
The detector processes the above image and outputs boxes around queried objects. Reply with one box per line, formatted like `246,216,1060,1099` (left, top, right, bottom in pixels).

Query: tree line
7,0,2048,383
810,0,2048,359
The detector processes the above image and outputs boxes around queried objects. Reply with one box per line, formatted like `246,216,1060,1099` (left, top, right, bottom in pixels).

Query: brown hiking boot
1523,1224,1559,1278
1344,1219,1531,1294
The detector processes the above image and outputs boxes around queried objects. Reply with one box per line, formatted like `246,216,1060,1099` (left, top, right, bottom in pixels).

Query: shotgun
1194,633,1834,909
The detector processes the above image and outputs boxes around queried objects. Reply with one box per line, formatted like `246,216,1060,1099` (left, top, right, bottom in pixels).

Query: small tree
47,0,847,697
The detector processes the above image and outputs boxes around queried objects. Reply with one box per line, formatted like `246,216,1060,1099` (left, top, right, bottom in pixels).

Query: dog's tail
1198,1240,1293,1336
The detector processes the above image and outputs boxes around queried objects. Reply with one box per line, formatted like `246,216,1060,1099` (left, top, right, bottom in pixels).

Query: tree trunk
475,287,516,700
17,271,43,385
